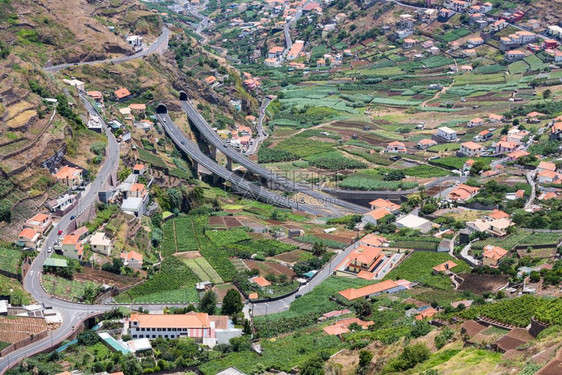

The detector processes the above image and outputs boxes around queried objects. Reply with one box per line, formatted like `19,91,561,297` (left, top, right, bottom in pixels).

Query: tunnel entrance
156,103,167,114
179,91,188,101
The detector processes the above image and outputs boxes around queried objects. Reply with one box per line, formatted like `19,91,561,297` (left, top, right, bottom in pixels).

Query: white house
436,127,457,141
395,214,433,234
121,251,143,269
90,232,113,257
460,141,484,157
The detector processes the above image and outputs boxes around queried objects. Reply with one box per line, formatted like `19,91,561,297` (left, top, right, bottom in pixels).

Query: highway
179,98,369,214
158,113,333,216
43,27,170,73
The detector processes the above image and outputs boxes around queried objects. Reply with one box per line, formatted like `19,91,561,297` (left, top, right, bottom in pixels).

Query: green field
384,252,471,290
0,247,21,274
0,274,32,305
472,231,561,250
116,256,200,303
179,256,224,284
42,274,101,302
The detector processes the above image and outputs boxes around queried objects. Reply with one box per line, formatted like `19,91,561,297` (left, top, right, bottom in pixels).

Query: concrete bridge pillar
226,157,232,171
210,144,217,161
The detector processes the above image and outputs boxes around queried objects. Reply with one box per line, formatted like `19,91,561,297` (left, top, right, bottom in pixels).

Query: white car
47,246,52,253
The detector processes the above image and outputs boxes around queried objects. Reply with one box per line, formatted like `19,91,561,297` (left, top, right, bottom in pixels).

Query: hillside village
1,0,562,374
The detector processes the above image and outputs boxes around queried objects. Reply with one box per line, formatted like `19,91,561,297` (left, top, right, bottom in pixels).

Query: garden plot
42,274,102,303
242,260,295,278
176,254,224,284
231,258,250,272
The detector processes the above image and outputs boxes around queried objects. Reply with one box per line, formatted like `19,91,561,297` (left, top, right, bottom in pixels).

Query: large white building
128,312,242,347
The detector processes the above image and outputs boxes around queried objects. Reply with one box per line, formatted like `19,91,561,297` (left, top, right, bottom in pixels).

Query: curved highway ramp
158,113,336,217
175,97,369,215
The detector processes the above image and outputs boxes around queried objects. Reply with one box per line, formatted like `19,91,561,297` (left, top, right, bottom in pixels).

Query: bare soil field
0,316,48,343
271,249,307,265
457,273,509,294
242,260,295,277
75,267,142,288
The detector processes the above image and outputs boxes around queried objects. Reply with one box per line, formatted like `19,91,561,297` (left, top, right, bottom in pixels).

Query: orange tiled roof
251,276,271,287
365,208,391,221
130,312,211,329
338,280,400,301
488,209,510,220
483,245,508,260
19,228,38,240
114,88,131,99
54,166,81,180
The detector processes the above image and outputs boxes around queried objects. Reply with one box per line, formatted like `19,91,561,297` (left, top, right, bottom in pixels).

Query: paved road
0,96,121,372
179,98,368,215
246,98,271,155
525,170,536,209
250,242,357,316
158,113,334,216
43,27,170,73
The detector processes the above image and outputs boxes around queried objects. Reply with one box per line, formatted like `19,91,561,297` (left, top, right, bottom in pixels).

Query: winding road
43,27,170,73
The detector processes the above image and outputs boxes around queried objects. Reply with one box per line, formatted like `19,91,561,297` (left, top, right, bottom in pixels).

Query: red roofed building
363,208,391,225
487,209,510,220
250,276,271,287
414,307,438,320
483,245,508,267
347,245,383,273
338,280,407,301
323,318,373,336
432,260,457,274
18,228,40,249
24,213,52,235
61,234,84,260
508,150,529,161
387,141,407,153
447,184,480,203
368,198,401,214
114,87,131,100
496,141,518,154
358,233,388,248
54,165,83,189
121,251,143,269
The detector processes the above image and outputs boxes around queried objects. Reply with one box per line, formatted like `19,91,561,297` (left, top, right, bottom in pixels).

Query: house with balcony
17,228,40,250
54,166,83,189
386,141,407,153
436,127,457,142
24,213,52,236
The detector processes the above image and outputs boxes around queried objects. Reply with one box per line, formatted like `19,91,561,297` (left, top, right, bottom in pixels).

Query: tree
357,350,373,374
543,89,552,100
121,354,143,375
529,271,541,283
384,170,405,181
198,290,217,315
354,300,372,319
410,320,431,338
312,241,327,257
421,203,437,215
221,289,243,316
300,355,325,375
